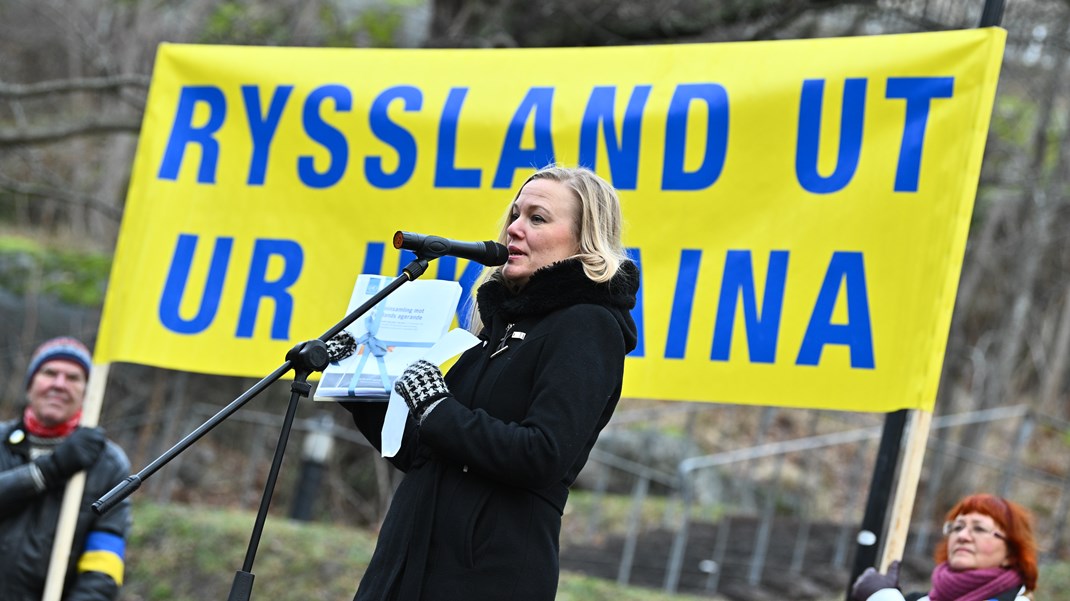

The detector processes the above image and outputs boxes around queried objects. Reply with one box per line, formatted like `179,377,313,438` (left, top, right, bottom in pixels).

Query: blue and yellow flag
97,29,1006,412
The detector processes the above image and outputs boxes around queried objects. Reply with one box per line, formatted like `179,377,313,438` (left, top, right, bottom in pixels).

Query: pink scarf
929,562,1022,601
23,406,82,438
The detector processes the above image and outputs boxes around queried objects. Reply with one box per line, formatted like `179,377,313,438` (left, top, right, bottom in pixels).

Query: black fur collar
476,259,639,324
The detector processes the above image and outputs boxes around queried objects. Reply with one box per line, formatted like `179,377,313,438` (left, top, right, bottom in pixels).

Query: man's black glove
851,560,900,601
393,360,450,425
34,426,106,489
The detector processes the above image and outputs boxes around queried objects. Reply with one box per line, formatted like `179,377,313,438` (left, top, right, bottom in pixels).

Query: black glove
393,360,450,424
34,427,106,489
851,560,900,601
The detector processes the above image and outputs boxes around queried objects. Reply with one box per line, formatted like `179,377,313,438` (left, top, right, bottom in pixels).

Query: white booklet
313,274,462,402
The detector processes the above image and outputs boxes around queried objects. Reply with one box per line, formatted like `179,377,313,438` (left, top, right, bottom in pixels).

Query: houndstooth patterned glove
393,360,450,424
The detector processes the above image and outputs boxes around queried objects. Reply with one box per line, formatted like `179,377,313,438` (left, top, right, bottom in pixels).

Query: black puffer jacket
346,258,639,601
0,419,132,601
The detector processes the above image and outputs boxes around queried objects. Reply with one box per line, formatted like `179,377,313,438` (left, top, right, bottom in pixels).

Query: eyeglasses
942,521,1005,540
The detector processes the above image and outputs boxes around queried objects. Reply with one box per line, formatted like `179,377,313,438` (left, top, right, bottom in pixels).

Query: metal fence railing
570,403,1067,598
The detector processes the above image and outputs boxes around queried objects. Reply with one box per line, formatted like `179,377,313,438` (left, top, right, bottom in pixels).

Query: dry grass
121,500,723,601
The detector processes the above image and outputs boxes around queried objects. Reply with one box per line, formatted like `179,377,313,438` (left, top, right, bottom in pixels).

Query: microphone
393,231,508,266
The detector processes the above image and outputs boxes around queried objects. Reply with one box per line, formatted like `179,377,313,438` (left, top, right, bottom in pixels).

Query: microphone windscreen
485,241,509,266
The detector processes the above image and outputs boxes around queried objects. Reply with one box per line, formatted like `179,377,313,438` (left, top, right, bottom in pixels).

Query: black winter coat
345,258,639,601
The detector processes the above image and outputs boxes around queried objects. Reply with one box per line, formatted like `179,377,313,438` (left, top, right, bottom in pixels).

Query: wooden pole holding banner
879,409,934,570
42,362,111,601
844,409,935,600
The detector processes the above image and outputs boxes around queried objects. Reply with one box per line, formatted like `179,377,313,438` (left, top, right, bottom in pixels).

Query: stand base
228,570,255,601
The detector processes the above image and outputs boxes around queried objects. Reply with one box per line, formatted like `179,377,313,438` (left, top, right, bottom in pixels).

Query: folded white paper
381,328,480,458
313,275,461,401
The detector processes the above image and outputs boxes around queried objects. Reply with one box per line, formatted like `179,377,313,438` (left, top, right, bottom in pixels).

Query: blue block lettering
396,249,419,274
579,85,651,190
664,249,702,359
298,84,351,189
434,88,481,188
493,87,556,188
243,85,293,186
361,242,385,276
367,85,421,189
159,234,233,334
662,83,729,191
886,77,954,192
446,258,486,331
158,86,227,183
435,255,459,281
236,239,304,340
711,250,789,363
626,247,645,358
796,78,866,194
796,251,874,368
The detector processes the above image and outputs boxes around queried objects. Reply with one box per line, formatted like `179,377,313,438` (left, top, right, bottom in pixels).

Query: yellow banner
97,29,1006,412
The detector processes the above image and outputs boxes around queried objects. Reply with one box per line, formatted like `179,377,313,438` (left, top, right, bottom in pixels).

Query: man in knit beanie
0,336,131,601
22,336,93,431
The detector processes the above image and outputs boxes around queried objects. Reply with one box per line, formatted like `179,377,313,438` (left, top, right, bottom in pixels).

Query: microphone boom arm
92,256,433,601
93,256,430,515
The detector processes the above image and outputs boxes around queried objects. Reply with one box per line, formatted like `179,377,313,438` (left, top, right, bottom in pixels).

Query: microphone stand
93,256,432,601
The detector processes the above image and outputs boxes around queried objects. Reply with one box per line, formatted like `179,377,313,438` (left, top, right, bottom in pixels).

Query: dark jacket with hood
345,258,639,601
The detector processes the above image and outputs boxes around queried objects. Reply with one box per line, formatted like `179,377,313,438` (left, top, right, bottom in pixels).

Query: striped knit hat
24,336,92,390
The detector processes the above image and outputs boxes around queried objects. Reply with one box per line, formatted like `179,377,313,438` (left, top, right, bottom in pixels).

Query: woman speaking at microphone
342,164,639,601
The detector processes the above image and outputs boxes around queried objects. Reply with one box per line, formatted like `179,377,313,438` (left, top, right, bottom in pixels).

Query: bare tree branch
0,174,123,222
0,74,151,98
0,116,142,147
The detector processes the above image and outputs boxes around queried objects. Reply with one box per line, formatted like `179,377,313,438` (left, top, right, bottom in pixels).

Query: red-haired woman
851,493,1038,601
